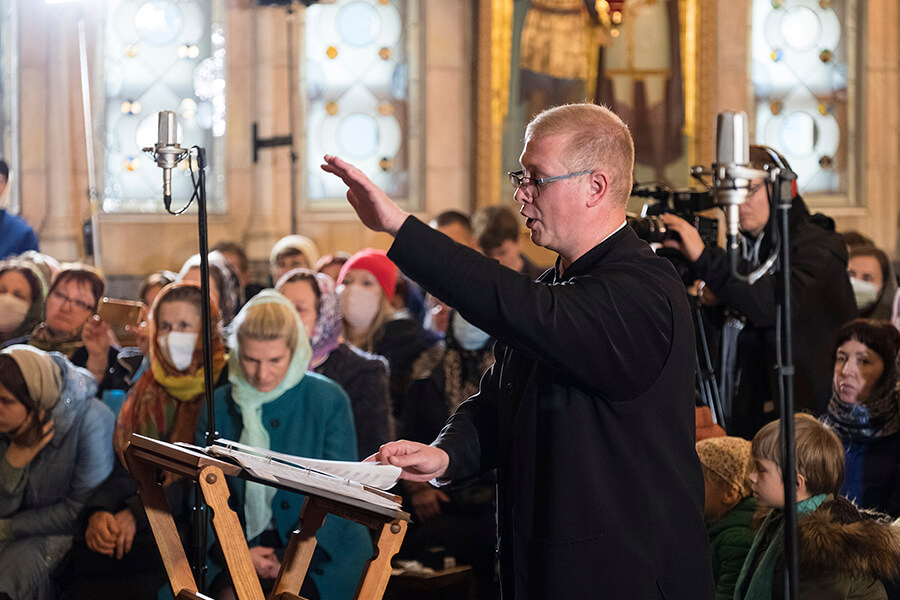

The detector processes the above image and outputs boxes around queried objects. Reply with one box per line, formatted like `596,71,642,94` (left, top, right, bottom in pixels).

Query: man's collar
553,220,628,280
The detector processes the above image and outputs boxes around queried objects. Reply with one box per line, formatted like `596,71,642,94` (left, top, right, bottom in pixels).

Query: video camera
628,185,719,247
628,184,720,284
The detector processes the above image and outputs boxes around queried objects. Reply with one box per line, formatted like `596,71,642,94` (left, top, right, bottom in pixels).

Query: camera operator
661,145,857,439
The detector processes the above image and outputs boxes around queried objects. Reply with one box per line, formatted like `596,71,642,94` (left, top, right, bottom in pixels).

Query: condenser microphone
145,111,185,209
713,111,751,269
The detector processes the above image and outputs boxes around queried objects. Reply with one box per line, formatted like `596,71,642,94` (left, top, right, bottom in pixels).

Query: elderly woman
269,235,320,285
198,290,370,600
0,259,46,347
821,318,900,515
178,252,240,326
0,345,114,599
276,268,393,460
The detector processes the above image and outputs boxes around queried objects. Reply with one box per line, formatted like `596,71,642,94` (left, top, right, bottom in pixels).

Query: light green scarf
227,290,312,540
734,493,829,600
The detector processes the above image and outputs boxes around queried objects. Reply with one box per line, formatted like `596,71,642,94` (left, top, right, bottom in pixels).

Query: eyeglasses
748,181,767,196
50,289,94,312
507,169,593,199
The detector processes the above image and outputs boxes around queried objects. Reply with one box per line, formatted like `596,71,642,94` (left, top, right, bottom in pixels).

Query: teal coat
199,373,372,600
708,496,756,600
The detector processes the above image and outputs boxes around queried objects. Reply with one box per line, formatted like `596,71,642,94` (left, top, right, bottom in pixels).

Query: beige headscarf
269,235,320,269
0,345,63,410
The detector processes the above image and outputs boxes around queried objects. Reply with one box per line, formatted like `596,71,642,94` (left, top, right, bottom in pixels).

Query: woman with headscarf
269,234,320,285
0,345,114,599
276,268,393,460
178,252,241,326
197,290,370,600
0,259,47,347
820,318,900,516
65,283,228,599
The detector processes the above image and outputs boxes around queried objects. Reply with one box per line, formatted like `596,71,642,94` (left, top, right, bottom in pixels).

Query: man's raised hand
320,155,410,236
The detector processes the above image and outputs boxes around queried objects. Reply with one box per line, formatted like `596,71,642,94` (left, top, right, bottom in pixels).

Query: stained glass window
0,0,18,212
303,0,419,209
103,0,226,213
751,0,856,199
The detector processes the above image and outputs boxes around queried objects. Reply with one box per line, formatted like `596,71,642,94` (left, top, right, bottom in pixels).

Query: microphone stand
144,140,216,592
770,166,799,600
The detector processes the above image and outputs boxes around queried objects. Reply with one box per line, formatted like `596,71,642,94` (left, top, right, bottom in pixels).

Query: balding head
525,104,634,208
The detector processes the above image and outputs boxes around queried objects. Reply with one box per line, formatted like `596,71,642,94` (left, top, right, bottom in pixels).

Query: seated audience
137,270,177,309
4,264,138,397
736,414,900,599
276,268,393,460
820,319,900,515
472,204,545,279
178,252,239,326
213,240,264,302
314,252,350,283
696,436,756,600
198,291,371,600
0,260,46,346
337,249,441,417
848,246,897,321
269,234,320,284
427,210,479,334
0,345,114,599
16,251,59,290
63,283,226,599
400,309,498,600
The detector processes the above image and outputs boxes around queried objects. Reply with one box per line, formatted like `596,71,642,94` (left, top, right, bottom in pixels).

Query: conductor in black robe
322,103,714,600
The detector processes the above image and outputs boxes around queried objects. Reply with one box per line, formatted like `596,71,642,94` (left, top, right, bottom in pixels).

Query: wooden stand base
124,436,409,600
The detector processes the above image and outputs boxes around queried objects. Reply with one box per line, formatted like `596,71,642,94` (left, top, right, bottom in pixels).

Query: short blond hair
525,103,635,207
235,300,299,356
751,414,845,496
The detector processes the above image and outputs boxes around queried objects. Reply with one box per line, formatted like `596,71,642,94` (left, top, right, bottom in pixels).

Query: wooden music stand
123,435,410,600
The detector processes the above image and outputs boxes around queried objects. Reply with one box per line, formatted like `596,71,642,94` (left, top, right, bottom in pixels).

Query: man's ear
586,171,609,207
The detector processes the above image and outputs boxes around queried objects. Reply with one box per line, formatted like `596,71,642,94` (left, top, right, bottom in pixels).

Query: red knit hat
337,248,398,301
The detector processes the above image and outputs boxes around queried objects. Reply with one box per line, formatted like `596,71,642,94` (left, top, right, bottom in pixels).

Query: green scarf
227,290,312,540
734,493,829,600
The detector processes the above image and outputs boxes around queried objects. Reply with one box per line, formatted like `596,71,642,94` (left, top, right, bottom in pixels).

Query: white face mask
0,293,29,333
850,277,880,311
340,285,381,331
451,311,491,351
158,331,199,371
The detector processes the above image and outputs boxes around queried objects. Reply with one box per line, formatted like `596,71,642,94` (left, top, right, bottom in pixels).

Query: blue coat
0,352,115,599
198,373,372,600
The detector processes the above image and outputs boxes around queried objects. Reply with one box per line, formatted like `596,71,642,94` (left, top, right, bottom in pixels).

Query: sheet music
208,439,401,490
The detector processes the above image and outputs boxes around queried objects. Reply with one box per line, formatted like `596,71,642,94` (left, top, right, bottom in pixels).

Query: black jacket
693,195,857,437
388,217,714,600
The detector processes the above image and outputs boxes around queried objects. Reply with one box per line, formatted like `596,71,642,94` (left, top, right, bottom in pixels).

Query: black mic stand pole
193,146,215,592
771,166,799,599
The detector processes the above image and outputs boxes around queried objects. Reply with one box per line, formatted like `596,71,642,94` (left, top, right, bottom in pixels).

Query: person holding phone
1,264,143,399
0,345,114,600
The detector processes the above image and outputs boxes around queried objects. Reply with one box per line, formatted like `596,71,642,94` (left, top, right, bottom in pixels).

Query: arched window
302,0,421,210
102,0,226,213
751,0,858,201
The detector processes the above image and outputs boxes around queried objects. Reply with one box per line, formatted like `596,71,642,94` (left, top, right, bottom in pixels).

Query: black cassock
388,217,714,600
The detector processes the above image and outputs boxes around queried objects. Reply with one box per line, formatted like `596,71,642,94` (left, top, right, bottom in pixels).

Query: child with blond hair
735,414,900,600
